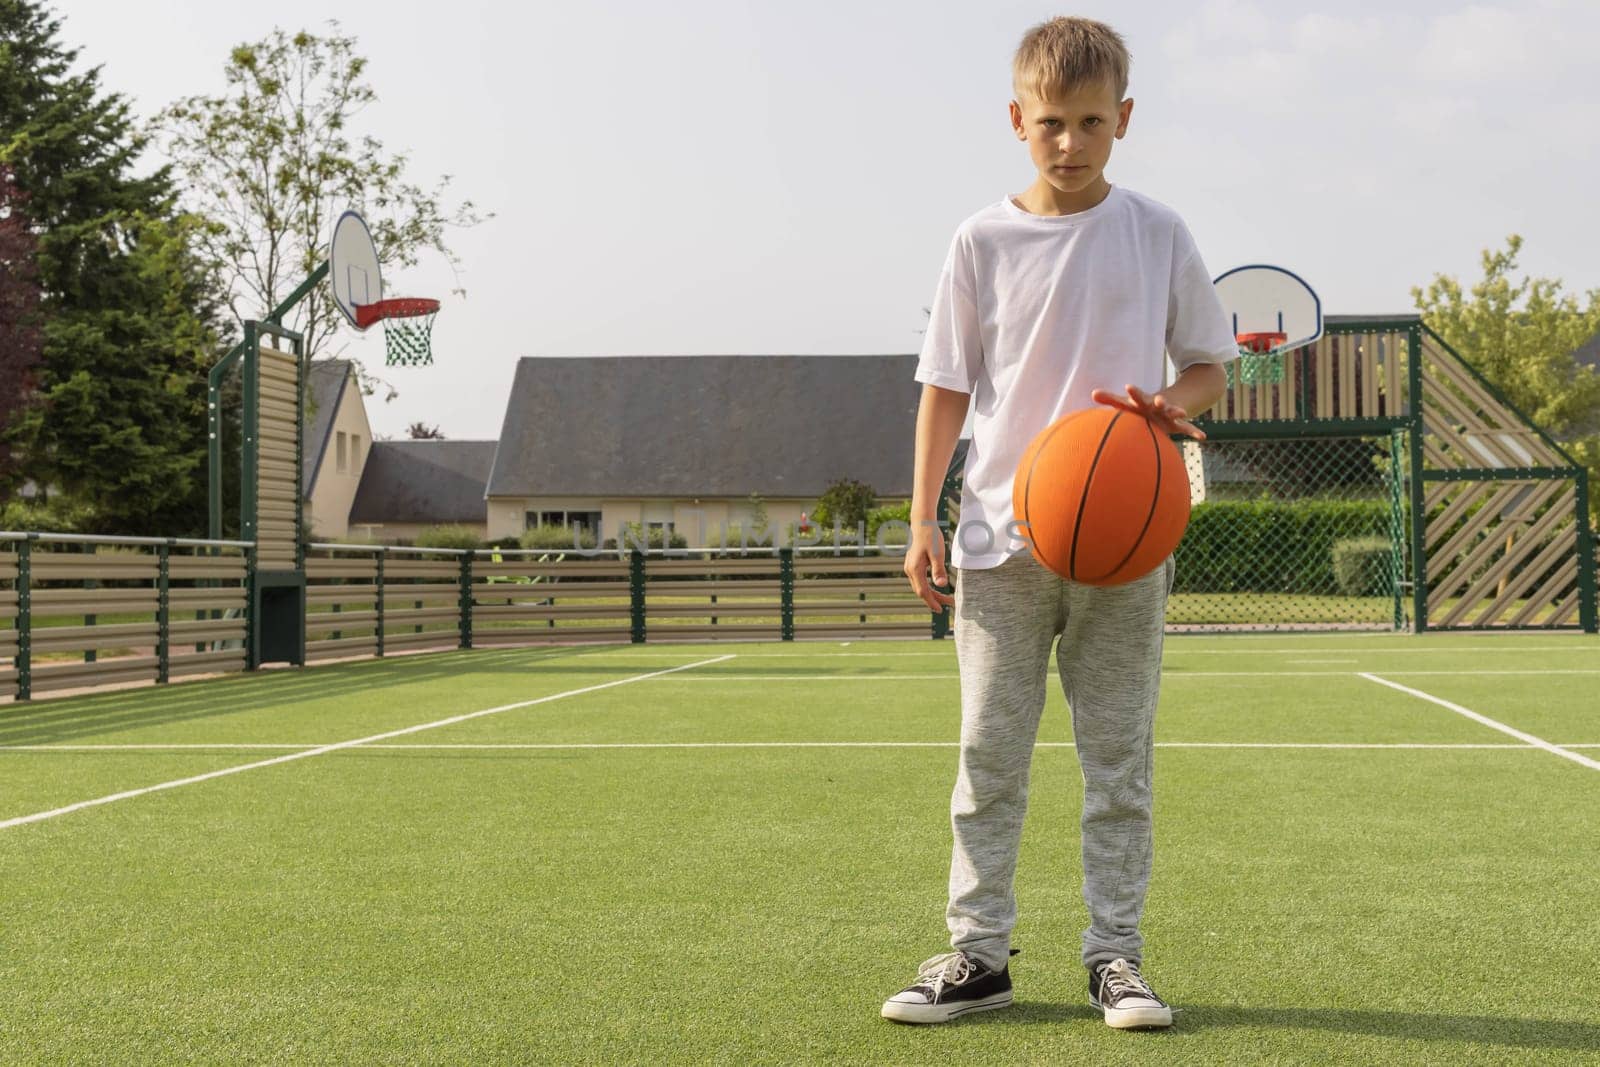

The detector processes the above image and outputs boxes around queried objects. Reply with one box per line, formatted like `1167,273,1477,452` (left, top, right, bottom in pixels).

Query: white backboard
330,211,382,331
1213,265,1323,349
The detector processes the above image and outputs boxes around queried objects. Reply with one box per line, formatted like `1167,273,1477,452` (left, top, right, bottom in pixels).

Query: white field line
1359,673,1600,773
728,645,1597,657
0,654,736,831
6,741,1595,752
627,670,1600,679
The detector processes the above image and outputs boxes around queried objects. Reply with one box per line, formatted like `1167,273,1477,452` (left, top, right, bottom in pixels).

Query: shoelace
916,952,976,999
1099,959,1157,1003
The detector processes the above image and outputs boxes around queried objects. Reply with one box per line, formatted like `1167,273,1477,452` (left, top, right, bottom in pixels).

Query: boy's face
1009,81,1132,202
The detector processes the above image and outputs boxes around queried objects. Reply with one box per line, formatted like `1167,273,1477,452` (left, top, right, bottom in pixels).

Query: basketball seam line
1099,416,1164,583
1023,415,1077,578
1070,411,1121,581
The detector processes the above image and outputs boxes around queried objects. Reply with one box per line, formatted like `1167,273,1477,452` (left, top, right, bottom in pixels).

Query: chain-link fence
1169,434,1410,631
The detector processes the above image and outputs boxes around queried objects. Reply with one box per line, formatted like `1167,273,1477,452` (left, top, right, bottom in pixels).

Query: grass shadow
985,1000,1600,1052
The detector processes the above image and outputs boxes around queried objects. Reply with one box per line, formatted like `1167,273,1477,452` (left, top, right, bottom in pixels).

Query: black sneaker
1089,957,1173,1029
880,950,1015,1024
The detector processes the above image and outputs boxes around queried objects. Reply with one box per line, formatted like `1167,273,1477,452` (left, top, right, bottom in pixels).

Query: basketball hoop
1231,330,1289,386
355,297,440,366
1238,331,1287,353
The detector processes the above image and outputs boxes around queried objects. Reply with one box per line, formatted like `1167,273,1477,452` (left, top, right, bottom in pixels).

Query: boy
882,17,1237,1029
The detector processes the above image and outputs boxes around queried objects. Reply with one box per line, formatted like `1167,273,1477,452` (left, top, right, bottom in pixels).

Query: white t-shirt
914,186,1240,570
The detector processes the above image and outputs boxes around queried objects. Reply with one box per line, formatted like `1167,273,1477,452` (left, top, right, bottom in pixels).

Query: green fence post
1575,469,1597,634
459,553,474,649
1406,324,1429,632
1388,430,1407,631
376,549,386,657
779,547,794,641
244,543,257,669
16,537,32,702
630,550,646,644
932,463,961,640
157,541,171,685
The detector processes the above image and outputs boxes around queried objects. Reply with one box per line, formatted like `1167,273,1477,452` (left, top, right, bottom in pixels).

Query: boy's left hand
1091,384,1207,441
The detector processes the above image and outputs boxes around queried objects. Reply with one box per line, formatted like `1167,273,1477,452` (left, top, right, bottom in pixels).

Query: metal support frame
1406,323,1430,632
1387,431,1408,631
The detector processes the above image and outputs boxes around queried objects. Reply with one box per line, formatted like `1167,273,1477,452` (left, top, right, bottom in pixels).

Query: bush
867,501,912,545
810,479,877,531
601,522,686,552
1332,537,1396,597
414,524,484,550
0,497,98,534
715,522,776,550
521,523,598,551
484,535,523,550
1174,498,1395,594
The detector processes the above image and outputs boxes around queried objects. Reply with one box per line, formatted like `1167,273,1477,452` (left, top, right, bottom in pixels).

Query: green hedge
1174,499,1396,594
1332,537,1396,597
414,524,484,550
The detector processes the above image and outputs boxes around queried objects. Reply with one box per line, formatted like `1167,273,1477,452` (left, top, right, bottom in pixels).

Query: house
482,354,921,544
302,353,924,546
303,360,371,541
348,440,497,542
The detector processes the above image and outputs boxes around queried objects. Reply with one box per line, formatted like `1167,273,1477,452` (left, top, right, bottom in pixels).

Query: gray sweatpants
947,549,1173,972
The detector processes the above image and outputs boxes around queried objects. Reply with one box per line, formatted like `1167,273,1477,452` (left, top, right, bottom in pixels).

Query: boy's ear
1115,98,1134,139
1009,99,1026,141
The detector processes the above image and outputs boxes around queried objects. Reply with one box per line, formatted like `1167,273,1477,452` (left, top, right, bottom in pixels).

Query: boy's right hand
905,524,955,612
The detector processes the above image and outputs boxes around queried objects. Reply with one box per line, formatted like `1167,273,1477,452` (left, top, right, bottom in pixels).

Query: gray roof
304,359,352,495
349,440,497,524
486,355,921,498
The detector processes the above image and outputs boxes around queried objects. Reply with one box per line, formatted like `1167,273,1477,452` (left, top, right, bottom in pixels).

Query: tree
405,421,445,440
0,165,42,484
1414,236,1600,523
810,478,878,533
157,25,488,397
0,0,231,536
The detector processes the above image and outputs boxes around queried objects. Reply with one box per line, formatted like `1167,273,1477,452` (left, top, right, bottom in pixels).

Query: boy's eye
1084,117,1102,128
1042,118,1061,128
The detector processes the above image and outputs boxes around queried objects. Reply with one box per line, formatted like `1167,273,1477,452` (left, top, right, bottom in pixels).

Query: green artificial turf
1,634,1597,1064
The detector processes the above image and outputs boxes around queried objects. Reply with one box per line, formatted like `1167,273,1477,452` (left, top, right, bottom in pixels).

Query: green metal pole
779,547,794,641
244,543,258,670
932,454,963,640
1574,470,1597,634
241,322,259,546
157,542,171,684
376,549,386,657
1388,430,1406,631
1406,325,1429,632
460,554,474,649
16,537,31,701
630,550,647,643
265,263,329,326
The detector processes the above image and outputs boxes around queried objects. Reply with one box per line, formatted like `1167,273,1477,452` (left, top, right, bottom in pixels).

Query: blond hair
1012,17,1130,102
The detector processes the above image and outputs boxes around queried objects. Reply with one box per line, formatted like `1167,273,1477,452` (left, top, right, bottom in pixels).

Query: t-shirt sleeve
1166,224,1241,373
914,229,983,394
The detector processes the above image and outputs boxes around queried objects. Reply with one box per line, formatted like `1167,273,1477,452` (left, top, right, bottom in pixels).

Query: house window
336,431,347,473
350,434,361,472
524,510,603,533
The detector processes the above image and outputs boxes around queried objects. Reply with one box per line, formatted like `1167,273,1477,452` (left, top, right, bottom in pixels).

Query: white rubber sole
881,990,1013,1024
1092,997,1173,1029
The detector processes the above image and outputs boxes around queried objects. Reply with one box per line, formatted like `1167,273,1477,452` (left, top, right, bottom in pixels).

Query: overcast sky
55,0,1600,441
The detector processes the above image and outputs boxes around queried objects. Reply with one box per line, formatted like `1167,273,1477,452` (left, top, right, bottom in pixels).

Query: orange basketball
1013,406,1191,585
